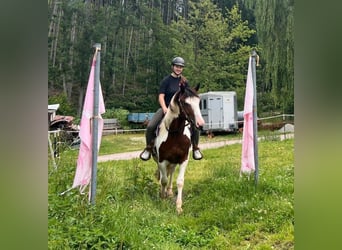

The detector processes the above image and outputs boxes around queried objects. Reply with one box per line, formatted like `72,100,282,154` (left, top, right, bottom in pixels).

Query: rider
139,56,203,161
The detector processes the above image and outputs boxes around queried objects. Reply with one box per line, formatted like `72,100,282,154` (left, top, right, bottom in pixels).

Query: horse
151,83,205,214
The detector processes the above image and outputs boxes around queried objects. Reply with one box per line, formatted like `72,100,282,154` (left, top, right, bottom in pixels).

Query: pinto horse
152,83,205,214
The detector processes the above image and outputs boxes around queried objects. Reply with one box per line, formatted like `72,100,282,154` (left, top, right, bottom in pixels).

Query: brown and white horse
152,83,205,214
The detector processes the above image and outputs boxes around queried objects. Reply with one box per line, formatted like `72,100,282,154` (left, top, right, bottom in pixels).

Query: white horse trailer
199,91,238,133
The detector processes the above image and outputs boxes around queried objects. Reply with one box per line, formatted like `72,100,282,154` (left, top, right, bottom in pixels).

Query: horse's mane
173,84,199,104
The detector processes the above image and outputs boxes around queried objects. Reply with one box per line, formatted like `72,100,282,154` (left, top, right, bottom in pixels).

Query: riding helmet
171,57,185,67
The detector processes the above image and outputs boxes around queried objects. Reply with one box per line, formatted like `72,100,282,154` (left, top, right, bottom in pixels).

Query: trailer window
203,99,207,109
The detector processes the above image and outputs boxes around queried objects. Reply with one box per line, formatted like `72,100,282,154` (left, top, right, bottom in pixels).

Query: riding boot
140,144,153,161
192,145,203,160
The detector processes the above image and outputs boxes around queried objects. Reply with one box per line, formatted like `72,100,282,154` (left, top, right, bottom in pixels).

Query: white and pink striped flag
72,52,105,193
240,57,255,176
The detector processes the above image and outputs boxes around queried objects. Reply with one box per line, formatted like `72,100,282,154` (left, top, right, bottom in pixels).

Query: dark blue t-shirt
159,75,189,107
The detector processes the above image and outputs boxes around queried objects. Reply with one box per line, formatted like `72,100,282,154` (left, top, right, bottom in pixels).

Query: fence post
251,50,259,187
283,114,286,139
90,43,101,205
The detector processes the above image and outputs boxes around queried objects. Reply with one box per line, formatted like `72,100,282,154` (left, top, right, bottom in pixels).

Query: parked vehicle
199,91,238,133
127,112,155,124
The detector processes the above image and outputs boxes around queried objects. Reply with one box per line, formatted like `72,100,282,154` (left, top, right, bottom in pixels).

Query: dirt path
98,133,293,162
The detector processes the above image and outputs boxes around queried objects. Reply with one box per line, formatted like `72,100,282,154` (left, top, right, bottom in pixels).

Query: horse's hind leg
154,168,160,181
160,177,167,199
166,165,176,197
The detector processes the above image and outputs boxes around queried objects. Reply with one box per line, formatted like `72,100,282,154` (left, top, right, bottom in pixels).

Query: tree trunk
52,8,62,67
122,26,133,96
78,87,85,117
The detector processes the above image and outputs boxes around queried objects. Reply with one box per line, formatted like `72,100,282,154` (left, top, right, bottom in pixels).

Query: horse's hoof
167,188,173,197
160,191,167,199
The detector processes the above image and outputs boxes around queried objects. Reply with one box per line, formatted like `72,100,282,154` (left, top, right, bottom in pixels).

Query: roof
48,104,60,112
199,91,236,97
49,115,75,130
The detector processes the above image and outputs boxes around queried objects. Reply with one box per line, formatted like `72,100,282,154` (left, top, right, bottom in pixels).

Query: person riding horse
140,57,203,161
152,82,204,214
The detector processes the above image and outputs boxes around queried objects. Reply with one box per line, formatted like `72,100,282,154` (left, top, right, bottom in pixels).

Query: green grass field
48,133,294,249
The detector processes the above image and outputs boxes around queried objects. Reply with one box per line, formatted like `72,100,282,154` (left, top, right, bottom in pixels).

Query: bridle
165,86,201,133
178,96,197,129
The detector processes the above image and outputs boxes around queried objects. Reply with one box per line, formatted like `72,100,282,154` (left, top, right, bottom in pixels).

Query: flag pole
90,43,101,204
251,50,259,187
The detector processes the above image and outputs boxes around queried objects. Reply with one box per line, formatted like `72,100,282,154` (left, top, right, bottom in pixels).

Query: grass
48,133,294,249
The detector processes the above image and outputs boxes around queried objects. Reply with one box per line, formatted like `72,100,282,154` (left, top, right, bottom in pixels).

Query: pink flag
72,52,105,193
240,57,255,175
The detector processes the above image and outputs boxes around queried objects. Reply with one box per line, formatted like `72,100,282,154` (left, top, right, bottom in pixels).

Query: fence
103,118,121,135
101,113,295,135
48,114,294,161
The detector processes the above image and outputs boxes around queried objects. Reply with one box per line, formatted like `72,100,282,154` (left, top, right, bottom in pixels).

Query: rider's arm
159,93,168,114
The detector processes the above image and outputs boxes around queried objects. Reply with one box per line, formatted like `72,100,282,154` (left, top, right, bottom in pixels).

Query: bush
49,93,77,117
102,108,130,129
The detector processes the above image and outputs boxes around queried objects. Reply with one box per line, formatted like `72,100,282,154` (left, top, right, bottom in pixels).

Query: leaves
48,0,293,116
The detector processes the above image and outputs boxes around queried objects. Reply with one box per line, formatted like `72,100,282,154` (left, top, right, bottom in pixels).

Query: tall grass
48,135,294,249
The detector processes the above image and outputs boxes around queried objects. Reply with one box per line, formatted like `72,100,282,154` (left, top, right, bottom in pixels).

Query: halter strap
178,96,197,129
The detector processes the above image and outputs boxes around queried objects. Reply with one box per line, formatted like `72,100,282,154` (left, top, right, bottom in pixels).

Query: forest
48,0,294,120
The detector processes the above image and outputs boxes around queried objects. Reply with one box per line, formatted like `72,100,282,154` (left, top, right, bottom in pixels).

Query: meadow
48,132,294,249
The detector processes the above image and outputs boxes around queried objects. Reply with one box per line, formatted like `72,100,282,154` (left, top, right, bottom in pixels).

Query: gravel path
97,133,293,162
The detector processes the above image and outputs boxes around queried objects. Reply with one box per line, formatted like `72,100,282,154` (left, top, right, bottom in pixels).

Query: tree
169,1,255,108
241,0,294,113
48,0,293,118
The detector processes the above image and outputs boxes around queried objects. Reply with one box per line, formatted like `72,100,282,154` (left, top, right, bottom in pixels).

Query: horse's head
177,84,205,129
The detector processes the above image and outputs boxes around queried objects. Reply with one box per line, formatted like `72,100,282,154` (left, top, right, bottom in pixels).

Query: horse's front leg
176,160,189,214
158,161,168,199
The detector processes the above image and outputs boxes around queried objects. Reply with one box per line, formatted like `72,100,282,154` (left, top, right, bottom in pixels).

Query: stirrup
193,149,203,160
140,148,151,161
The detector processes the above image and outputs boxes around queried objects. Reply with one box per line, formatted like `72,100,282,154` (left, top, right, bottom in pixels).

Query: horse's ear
194,83,200,92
